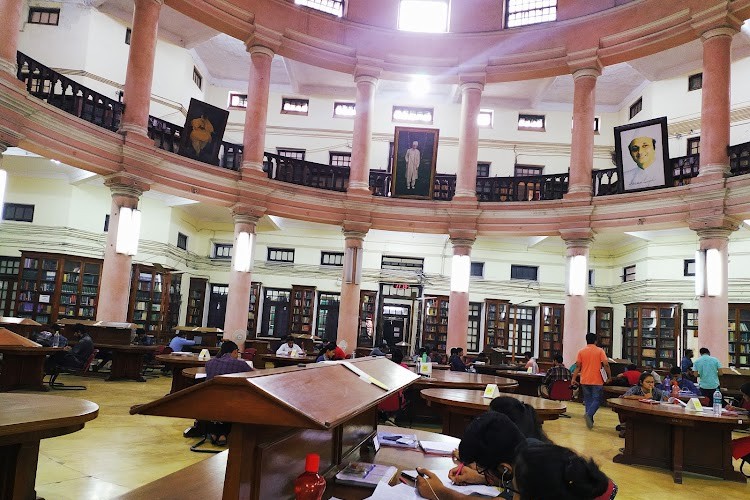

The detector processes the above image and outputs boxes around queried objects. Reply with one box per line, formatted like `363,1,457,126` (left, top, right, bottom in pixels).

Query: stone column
454,82,484,201
337,228,368,352
348,71,379,195
223,208,261,351
698,28,736,180
561,234,592,368
120,0,163,136
0,0,22,75
696,228,733,364
241,45,274,174
96,175,150,322
446,238,474,353
566,68,599,199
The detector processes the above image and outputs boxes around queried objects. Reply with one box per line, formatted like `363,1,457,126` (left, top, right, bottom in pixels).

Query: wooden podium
57,319,136,345
131,357,419,499
174,326,223,347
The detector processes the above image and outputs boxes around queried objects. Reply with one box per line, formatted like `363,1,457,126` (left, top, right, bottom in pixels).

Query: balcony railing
16,52,123,131
477,172,568,202
264,152,349,191
730,142,750,176
592,154,701,195
368,170,457,200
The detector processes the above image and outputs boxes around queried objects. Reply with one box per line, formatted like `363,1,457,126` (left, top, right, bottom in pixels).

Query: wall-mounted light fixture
344,246,362,284
695,248,722,297
566,254,588,296
450,255,471,293
233,231,254,273
115,207,141,256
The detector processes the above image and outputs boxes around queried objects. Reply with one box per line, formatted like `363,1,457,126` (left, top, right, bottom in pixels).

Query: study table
421,388,567,438
472,363,523,375
608,398,750,483
257,352,318,368
719,367,750,400
404,361,450,371
155,353,207,394
0,345,62,392
185,345,221,355
495,369,546,396
603,385,708,404
0,393,98,500
98,344,159,382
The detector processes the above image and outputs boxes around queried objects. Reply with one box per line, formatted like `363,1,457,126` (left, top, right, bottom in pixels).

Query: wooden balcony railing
264,152,349,191
730,142,750,176
368,170,457,200
16,52,123,131
476,173,568,202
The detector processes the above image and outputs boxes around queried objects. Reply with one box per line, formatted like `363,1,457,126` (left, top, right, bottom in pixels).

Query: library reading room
3,0,750,499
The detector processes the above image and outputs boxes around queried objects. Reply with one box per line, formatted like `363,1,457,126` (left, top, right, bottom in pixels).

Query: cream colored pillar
454,82,483,201
337,227,368,352
348,71,379,195
241,45,274,174
97,174,150,322
566,68,599,199
561,234,593,368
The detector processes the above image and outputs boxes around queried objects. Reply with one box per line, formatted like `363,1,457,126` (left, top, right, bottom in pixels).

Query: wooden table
719,367,750,400
404,361,450,371
185,345,221,355
0,346,62,392
603,385,708,404
608,398,750,483
1,393,98,499
98,344,159,382
472,363,521,375
420,388,566,438
155,353,207,393
115,425,458,500
495,370,546,396
257,353,318,368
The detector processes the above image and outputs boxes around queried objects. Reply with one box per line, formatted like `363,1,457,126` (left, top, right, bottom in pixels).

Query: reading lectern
131,357,419,499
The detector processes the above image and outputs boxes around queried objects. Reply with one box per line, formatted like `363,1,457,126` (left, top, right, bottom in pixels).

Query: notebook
376,432,419,449
335,462,397,488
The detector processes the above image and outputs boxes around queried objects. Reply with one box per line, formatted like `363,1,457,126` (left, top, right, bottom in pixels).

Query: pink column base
446,291,469,353
561,239,591,367
697,236,730,364
337,282,360,353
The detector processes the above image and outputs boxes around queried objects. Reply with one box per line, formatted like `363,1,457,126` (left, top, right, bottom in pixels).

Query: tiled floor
29,373,750,499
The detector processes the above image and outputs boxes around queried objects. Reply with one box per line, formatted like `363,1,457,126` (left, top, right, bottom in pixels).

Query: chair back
241,348,257,361
81,348,99,374
549,379,573,401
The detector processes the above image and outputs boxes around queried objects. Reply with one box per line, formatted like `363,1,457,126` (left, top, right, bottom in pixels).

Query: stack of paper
419,440,455,456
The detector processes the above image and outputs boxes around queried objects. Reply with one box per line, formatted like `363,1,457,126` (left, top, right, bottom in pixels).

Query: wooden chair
548,380,574,418
48,349,98,390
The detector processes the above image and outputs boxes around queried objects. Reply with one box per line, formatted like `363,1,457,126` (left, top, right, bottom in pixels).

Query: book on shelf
334,462,397,488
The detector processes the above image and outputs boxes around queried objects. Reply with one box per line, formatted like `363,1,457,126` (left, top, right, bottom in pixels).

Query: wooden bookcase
594,306,614,357
423,295,449,354
483,299,510,350
289,285,316,335
728,305,750,368
246,282,261,338
16,252,102,324
682,309,698,356
538,303,564,362
622,302,681,369
358,290,377,348
166,274,182,333
128,264,171,339
186,277,207,327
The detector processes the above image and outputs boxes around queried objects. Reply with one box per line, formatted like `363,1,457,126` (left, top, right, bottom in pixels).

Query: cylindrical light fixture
567,254,587,296
233,231,254,273
115,207,141,256
695,248,723,297
450,254,471,293
344,246,362,284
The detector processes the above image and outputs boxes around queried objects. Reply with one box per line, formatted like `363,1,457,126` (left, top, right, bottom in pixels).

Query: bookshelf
186,277,207,327
510,305,535,357
16,252,102,324
682,309,698,357
594,306,614,357
289,285,316,336
538,303,564,362
246,281,261,338
422,295,449,354
728,305,750,368
622,302,681,369
128,264,171,339
483,299,510,351
358,290,377,348
167,274,182,333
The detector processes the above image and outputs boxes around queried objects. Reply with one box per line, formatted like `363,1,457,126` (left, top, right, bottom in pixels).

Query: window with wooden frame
28,7,59,25
517,113,545,131
510,265,538,281
213,243,232,259
281,97,309,115
466,302,482,353
688,73,703,91
277,148,306,161
192,67,202,89
176,233,188,250
268,248,295,263
392,106,433,124
228,92,248,109
514,165,543,177
687,137,700,156
623,265,636,282
476,162,490,177
2,203,34,222
683,259,695,277
321,251,344,266
629,97,642,119
506,0,557,28
333,102,356,118
329,152,351,167
381,255,424,271
470,262,484,278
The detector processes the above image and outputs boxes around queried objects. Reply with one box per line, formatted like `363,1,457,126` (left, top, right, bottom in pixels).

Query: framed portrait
614,117,671,193
178,98,229,166
391,126,439,199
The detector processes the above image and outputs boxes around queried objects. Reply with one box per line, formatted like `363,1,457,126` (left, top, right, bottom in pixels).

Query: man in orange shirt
571,334,611,429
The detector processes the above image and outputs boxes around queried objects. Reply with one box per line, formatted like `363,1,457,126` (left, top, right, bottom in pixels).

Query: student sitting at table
522,351,539,374
32,324,68,347
660,366,699,395
621,371,664,401
204,341,253,446
727,382,750,412
168,330,196,352
449,347,469,372
276,335,304,356
316,342,337,362
489,396,549,442
44,324,93,374
539,354,571,398
615,363,641,386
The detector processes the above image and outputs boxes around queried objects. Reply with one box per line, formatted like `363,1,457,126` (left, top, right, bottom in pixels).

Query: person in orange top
571,334,611,430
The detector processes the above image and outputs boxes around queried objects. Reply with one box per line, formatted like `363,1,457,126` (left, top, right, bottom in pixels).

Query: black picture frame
178,98,229,166
390,126,439,199
614,117,671,193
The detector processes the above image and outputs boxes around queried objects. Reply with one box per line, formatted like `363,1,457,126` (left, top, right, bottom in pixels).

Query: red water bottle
294,453,326,500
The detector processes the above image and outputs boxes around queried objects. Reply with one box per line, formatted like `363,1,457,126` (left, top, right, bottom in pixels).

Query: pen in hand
452,462,464,485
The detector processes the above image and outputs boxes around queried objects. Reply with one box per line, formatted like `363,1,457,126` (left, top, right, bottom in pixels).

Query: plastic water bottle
712,388,722,416
52,332,60,348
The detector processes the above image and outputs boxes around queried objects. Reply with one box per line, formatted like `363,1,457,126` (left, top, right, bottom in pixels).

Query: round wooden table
421,388,567,438
1,393,98,499
0,345,63,392
404,361,450,371
97,344,159,382
495,370,546,396
257,353,318,368
156,353,207,393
